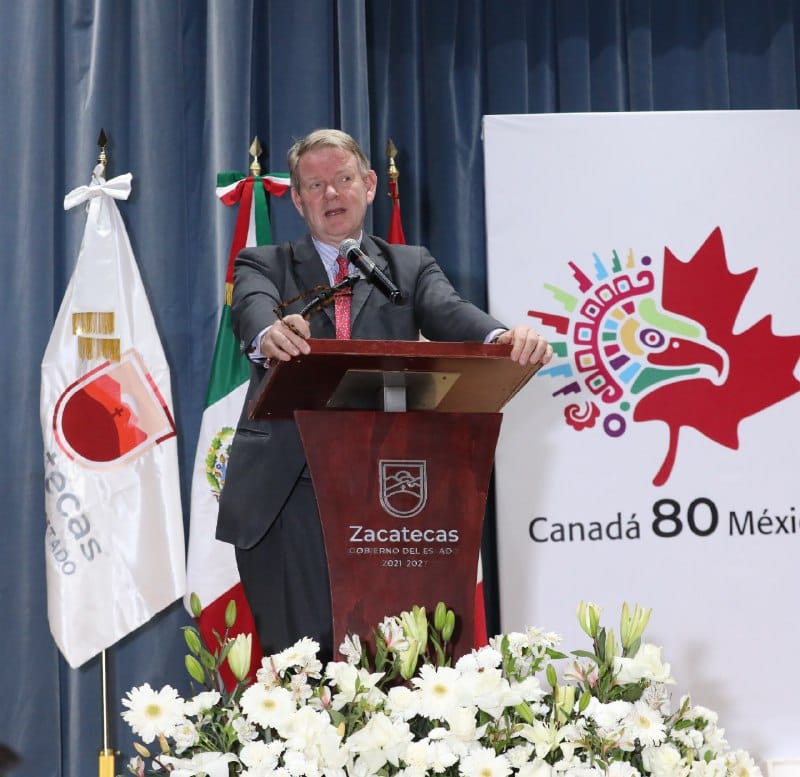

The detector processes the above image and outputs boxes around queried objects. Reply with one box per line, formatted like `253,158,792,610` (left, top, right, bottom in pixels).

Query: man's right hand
259,314,312,361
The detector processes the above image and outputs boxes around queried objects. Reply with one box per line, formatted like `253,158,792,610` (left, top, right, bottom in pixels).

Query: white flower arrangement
120,599,761,777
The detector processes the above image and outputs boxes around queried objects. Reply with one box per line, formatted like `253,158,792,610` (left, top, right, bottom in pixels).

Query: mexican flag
185,170,289,685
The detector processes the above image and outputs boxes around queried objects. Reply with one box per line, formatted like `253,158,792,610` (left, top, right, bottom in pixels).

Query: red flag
387,178,406,245
386,139,487,645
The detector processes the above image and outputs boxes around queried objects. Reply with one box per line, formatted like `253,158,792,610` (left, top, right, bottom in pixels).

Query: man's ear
365,170,378,204
290,186,305,216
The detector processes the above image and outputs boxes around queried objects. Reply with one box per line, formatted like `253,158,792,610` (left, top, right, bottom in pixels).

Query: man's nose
324,182,338,198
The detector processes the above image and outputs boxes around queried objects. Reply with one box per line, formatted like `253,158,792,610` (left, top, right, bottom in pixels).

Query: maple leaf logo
530,227,800,486
634,227,800,484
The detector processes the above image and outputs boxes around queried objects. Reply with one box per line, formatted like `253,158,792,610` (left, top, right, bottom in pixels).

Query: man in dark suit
216,129,552,660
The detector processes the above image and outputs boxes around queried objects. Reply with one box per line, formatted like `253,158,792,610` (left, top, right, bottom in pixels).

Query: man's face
290,146,378,247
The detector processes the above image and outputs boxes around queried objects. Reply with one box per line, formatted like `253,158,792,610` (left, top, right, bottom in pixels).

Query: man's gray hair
288,129,371,190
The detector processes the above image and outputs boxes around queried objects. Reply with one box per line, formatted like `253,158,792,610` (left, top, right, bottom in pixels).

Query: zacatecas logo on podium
378,459,428,518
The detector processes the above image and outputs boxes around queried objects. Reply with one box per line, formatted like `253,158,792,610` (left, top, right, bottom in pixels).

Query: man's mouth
325,207,346,217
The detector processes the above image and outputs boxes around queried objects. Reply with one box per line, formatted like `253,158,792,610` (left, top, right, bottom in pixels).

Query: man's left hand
495,325,554,366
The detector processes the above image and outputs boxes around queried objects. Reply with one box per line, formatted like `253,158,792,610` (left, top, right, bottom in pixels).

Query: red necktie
334,256,351,340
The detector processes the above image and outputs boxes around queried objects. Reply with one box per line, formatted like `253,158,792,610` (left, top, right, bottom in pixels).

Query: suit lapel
291,234,394,334
291,235,336,328
350,235,388,323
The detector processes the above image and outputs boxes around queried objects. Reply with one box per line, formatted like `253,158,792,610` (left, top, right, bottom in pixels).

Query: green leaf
199,646,217,670
571,649,600,662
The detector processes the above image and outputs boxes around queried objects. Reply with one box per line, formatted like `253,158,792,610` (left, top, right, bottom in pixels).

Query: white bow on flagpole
63,164,132,211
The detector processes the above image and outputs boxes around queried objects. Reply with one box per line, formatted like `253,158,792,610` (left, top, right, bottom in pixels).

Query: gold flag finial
249,136,262,177
97,129,108,176
386,138,399,185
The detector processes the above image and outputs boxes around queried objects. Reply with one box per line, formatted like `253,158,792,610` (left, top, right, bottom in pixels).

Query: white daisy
412,665,464,720
240,683,296,730
622,699,666,747
459,746,511,777
120,683,186,744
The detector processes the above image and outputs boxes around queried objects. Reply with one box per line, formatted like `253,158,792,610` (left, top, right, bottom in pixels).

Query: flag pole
385,139,406,245
95,128,116,777
99,648,115,777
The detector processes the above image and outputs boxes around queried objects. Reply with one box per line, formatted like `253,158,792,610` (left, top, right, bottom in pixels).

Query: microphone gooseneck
338,238,403,304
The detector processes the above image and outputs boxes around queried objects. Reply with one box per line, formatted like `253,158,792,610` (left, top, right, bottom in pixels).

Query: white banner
484,111,800,761
41,165,185,668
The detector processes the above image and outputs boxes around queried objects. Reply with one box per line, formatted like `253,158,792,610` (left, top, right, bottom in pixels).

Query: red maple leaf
633,227,800,485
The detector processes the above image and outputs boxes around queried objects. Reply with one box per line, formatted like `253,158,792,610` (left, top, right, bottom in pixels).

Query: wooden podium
249,339,538,659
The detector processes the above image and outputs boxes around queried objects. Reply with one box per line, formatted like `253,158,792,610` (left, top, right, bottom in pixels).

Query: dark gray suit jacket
215,234,505,549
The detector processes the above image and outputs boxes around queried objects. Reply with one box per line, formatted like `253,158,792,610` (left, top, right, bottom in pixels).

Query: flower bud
620,602,651,650
604,628,619,667
183,627,202,655
189,592,203,619
227,633,252,682
224,599,237,629
577,601,602,639
133,742,151,759
185,654,206,684
399,639,421,681
434,601,447,632
442,610,456,642
400,607,428,655
554,684,575,724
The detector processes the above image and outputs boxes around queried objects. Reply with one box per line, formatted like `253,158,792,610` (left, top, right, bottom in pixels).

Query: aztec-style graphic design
53,349,177,468
529,227,800,486
205,426,235,499
379,459,428,518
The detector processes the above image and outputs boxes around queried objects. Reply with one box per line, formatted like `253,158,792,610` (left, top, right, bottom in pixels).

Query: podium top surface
249,338,540,419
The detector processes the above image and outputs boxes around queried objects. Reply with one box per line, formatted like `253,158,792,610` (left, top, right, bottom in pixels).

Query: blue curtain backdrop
1,1,798,775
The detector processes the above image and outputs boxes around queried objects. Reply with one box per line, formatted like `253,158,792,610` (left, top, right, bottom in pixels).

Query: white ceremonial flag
41,164,185,668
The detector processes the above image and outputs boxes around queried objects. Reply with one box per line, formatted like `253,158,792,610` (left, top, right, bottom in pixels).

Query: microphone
338,238,403,304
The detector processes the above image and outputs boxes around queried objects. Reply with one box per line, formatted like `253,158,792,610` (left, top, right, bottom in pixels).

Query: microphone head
338,238,360,258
